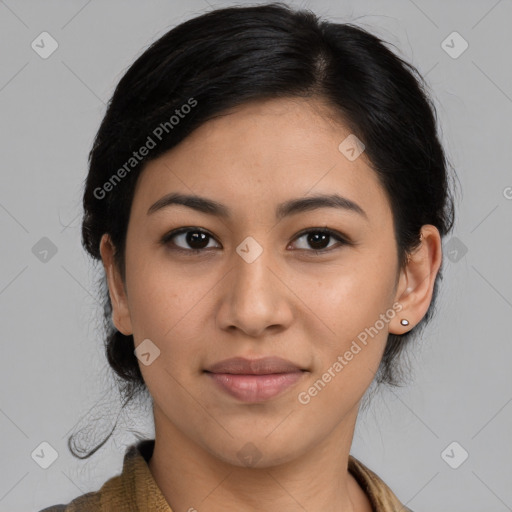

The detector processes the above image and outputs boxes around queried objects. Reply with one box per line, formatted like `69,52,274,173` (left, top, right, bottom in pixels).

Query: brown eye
161,228,220,253
291,228,350,252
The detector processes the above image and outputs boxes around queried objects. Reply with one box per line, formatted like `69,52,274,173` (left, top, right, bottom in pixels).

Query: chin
203,435,305,470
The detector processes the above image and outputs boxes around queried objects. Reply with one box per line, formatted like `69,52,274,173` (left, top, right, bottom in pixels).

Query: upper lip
205,356,304,375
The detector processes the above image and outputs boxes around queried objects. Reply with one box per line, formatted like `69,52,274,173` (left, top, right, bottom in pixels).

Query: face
100,97,436,468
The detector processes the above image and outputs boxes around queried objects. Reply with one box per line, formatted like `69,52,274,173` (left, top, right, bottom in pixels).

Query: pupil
309,233,328,249
188,231,209,249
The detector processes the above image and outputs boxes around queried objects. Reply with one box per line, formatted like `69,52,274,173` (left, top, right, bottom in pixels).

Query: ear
391,225,443,334
99,233,133,336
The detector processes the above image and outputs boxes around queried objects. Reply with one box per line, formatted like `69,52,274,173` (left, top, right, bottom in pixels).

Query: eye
290,228,350,252
161,227,220,254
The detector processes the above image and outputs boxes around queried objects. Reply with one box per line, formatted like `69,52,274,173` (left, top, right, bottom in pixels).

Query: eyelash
160,227,352,255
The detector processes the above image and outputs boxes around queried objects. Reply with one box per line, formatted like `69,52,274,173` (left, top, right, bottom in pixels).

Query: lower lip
206,372,304,402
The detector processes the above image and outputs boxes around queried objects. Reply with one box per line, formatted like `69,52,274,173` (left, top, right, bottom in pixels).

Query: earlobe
99,233,133,336
391,226,442,335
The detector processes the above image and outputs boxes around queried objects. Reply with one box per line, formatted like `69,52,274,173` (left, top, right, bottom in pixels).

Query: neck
147,407,372,512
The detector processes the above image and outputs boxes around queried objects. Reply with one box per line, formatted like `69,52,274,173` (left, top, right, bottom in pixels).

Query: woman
40,2,455,511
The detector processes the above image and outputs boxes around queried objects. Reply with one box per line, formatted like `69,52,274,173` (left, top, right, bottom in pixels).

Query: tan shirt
39,439,413,512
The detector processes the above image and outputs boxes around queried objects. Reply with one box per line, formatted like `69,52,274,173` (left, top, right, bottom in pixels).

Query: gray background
1,0,511,511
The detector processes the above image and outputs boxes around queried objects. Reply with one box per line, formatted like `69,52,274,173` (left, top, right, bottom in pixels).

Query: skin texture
99,97,442,512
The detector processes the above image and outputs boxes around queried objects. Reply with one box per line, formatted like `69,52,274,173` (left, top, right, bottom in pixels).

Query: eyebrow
147,192,368,221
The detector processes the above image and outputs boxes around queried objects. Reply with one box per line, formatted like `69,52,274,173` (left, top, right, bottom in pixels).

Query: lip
204,357,306,402
205,356,304,375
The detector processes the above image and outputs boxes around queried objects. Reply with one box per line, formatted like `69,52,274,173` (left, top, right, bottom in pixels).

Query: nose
215,244,294,338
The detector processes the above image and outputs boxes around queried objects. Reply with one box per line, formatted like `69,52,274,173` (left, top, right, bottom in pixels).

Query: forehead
132,97,392,229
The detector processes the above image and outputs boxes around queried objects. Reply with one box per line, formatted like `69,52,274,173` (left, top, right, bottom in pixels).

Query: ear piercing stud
400,319,409,326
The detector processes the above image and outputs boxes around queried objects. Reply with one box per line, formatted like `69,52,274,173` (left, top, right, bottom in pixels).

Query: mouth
204,356,307,403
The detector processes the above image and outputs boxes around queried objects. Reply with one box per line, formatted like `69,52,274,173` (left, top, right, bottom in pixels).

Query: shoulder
36,439,155,512
348,454,415,512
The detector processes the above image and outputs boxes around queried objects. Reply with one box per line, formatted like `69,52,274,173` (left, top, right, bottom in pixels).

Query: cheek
297,275,392,414
128,269,207,403
125,253,201,337
125,259,217,382
318,264,394,337
304,259,396,393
